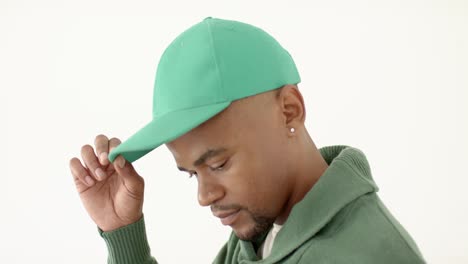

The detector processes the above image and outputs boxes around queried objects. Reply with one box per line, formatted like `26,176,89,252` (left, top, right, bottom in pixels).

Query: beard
211,203,276,242
235,209,276,242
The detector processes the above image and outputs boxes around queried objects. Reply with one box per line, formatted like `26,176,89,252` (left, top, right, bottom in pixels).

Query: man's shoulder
302,192,425,263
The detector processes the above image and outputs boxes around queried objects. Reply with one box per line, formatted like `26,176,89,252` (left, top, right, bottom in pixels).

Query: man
69,17,425,263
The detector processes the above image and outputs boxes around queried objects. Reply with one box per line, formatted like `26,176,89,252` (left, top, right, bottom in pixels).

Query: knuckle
133,176,145,189
75,171,86,180
88,159,99,169
139,178,145,188
137,182,145,191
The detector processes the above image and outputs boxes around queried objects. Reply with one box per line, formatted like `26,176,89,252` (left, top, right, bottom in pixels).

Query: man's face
166,89,293,241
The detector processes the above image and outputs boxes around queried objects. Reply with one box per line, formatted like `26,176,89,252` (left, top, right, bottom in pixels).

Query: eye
210,160,227,171
188,171,197,179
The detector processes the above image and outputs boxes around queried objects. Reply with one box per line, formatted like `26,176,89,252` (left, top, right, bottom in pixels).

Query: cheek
220,156,260,203
220,149,288,211
250,153,290,209
234,163,279,209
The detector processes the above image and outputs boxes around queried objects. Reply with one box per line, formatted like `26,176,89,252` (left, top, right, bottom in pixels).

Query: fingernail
99,152,108,165
85,176,95,186
95,168,106,180
117,156,125,169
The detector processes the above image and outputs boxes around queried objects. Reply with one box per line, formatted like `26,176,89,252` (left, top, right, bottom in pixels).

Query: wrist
98,213,143,232
99,214,153,263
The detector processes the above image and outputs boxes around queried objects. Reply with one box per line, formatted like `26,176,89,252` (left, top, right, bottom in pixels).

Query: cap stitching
205,18,225,102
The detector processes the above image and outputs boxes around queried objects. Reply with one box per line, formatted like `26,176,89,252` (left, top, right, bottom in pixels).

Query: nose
197,175,224,207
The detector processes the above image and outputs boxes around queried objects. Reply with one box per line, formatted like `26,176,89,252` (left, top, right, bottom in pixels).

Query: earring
289,127,295,133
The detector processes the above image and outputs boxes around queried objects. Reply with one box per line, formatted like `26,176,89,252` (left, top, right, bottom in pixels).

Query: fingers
70,135,123,189
69,157,94,191
81,144,107,181
94,134,109,166
107,137,142,193
97,136,143,195
109,137,125,168
109,137,122,151
113,156,144,195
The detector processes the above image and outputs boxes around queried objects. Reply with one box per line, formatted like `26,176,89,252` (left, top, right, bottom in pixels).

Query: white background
2,0,467,263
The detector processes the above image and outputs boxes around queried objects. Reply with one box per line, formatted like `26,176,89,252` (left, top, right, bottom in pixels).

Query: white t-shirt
257,223,283,259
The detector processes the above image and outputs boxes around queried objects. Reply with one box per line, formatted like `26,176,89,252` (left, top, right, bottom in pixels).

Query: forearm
99,215,158,264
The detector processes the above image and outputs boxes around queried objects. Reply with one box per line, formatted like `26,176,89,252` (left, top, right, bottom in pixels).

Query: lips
213,209,241,226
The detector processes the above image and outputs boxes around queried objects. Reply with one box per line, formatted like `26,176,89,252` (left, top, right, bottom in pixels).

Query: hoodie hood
237,145,379,263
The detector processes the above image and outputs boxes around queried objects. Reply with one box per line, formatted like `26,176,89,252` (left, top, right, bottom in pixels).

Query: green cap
108,17,301,163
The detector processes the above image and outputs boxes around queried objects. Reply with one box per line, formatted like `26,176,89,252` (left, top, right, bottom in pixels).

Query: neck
275,130,329,225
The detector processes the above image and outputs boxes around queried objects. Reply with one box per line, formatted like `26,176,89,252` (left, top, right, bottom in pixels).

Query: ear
277,84,306,130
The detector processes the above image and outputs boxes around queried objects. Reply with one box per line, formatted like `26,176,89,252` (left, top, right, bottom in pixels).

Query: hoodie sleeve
98,215,158,264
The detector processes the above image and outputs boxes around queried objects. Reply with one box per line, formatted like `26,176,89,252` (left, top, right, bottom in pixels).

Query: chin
232,221,271,242
229,209,275,241
233,228,260,241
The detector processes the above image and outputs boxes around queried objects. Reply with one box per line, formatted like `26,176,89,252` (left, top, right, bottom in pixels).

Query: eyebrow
177,147,227,172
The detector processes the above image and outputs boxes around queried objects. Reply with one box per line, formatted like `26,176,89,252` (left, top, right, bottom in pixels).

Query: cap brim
108,101,232,163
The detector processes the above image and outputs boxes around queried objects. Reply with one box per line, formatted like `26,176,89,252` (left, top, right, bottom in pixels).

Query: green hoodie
99,145,426,263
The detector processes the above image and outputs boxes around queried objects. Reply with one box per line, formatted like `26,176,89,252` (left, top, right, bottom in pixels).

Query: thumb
113,155,144,193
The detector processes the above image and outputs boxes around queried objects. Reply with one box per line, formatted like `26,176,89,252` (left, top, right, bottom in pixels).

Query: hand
69,135,145,232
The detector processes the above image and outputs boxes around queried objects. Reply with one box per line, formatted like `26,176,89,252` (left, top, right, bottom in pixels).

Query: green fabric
98,216,157,264
108,17,300,163
100,145,426,263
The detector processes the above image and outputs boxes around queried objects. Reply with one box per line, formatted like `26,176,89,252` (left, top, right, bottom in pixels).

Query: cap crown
152,17,300,118
108,17,301,163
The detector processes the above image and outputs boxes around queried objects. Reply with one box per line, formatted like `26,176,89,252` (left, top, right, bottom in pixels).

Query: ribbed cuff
98,215,156,264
